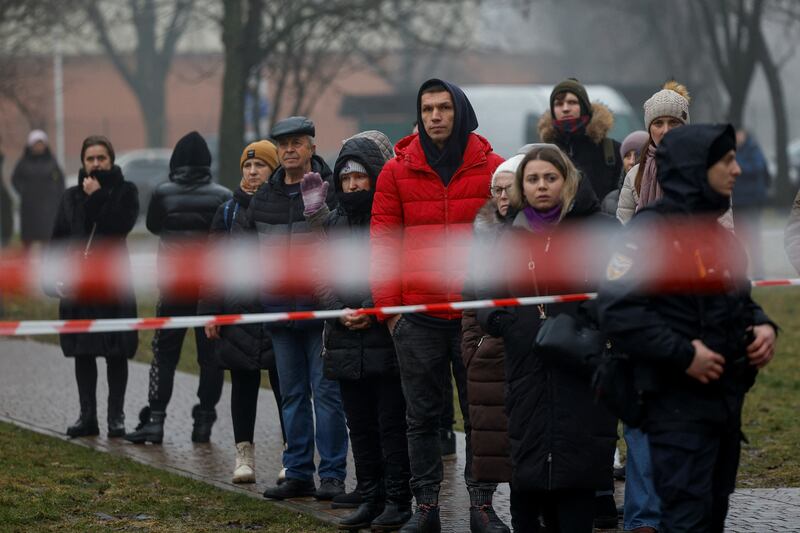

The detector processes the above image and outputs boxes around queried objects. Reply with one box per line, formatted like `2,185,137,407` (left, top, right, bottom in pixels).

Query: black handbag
591,352,646,427
534,313,607,376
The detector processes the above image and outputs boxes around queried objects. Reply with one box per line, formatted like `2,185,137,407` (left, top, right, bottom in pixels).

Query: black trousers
230,367,286,444
339,374,411,504
75,356,128,414
648,426,741,533
148,297,223,412
510,487,595,533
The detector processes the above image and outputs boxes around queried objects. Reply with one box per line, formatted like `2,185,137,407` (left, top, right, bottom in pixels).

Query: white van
462,84,641,159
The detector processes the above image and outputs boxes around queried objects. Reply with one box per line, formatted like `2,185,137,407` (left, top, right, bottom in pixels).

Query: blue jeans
624,425,661,531
271,327,348,482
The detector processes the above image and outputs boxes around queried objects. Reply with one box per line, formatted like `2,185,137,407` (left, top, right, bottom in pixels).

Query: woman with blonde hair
617,81,691,225
476,144,617,532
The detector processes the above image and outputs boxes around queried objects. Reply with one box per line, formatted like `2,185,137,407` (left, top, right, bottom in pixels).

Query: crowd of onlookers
5,74,791,533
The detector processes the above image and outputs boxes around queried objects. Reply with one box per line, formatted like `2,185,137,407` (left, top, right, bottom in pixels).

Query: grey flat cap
270,116,315,139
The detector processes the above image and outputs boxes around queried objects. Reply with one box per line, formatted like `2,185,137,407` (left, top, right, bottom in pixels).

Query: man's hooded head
416,78,479,184
170,131,211,172
656,124,736,215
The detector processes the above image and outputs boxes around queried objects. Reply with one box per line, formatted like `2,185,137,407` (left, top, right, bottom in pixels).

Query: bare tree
216,0,473,189
81,0,196,148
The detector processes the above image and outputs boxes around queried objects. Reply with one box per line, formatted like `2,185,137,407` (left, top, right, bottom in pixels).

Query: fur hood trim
473,199,506,235
538,102,615,145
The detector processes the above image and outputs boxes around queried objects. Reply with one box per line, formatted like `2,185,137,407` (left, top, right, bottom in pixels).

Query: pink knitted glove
301,172,329,215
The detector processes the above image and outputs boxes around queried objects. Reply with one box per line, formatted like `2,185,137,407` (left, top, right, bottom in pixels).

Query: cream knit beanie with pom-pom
643,81,691,128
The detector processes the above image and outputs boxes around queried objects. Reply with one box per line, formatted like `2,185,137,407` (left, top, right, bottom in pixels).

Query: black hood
332,136,389,191
416,78,478,184
656,124,734,215
169,131,211,172
170,165,212,185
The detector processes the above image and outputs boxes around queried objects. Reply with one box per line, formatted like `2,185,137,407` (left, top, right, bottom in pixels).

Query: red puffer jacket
370,133,504,320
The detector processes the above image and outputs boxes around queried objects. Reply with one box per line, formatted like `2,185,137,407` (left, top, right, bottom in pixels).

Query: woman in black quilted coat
302,131,412,531
48,135,139,439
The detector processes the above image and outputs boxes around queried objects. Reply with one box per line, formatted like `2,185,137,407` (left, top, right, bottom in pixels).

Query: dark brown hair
80,135,115,165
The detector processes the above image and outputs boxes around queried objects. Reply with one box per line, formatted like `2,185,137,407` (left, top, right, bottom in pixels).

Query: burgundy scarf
636,144,661,212
553,115,591,136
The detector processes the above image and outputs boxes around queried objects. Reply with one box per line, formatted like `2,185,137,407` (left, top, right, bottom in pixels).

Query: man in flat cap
239,116,348,501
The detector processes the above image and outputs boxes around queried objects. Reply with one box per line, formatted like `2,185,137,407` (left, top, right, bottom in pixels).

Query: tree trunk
135,78,166,148
218,0,247,190
755,24,792,206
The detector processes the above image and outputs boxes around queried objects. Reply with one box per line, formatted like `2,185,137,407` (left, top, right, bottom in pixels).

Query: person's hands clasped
686,339,725,384
746,324,776,369
339,308,371,330
83,176,101,196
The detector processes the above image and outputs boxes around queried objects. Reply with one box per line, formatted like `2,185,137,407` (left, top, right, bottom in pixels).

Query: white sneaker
233,441,255,483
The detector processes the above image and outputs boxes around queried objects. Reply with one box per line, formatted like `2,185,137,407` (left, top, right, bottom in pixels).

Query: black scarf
337,190,374,226
78,165,124,190
417,78,479,186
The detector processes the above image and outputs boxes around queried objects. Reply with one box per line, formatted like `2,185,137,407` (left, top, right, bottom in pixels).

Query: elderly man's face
277,135,314,172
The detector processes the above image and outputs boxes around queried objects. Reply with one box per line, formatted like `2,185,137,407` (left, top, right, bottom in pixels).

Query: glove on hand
301,172,329,215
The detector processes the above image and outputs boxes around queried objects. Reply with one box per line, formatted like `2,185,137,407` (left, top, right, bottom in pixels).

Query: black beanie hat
170,131,211,171
706,128,736,169
550,78,592,118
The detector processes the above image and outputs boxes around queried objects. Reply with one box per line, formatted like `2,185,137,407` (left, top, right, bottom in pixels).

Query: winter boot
124,406,165,444
106,393,125,438
66,399,99,438
469,504,510,533
191,404,216,443
338,477,382,531
232,441,256,483
372,502,413,531
399,503,440,533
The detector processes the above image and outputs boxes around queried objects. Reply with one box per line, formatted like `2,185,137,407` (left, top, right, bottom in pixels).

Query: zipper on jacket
547,452,553,490
477,335,487,348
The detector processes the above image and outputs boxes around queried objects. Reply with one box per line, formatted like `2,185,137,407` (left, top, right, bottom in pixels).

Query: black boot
66,399,99,438
331,487,363,509
191,404,216,443
372,502,413,531
469,504,510,533
107,393,125,438
338,477,382,530
124,406,165,444
399,503,440,533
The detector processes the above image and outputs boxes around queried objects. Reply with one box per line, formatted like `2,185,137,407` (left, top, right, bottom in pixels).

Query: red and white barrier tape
0,293,595,337
0,278,797,337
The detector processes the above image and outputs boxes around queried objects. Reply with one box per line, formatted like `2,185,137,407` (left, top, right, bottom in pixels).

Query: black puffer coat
146,165,231,244
476,177,617,492
598,124,776,433
308,135,397,380
239,154,336,325
49,166,139,359
198,187,275,371
12,147,64,242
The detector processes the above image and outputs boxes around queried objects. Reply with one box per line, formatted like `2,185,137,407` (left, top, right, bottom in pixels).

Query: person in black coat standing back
47,135,139,438
126,131,231,445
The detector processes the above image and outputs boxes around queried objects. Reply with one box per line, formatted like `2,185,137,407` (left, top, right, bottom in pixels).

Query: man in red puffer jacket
370,78,505,533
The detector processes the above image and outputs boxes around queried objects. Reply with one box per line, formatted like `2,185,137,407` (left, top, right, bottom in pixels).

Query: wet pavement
1,337,799,532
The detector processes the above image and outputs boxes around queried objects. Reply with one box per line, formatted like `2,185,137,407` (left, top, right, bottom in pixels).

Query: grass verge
0,421,335,532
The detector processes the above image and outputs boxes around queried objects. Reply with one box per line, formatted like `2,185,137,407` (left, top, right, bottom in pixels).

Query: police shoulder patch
606,252,633,280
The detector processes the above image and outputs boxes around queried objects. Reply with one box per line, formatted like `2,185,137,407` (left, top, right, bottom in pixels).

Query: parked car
115,149,172,220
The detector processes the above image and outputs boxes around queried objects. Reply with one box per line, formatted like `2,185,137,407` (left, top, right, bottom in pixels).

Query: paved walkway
1,338,799,532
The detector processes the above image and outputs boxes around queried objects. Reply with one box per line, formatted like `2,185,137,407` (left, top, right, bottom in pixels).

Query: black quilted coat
49,166,139,359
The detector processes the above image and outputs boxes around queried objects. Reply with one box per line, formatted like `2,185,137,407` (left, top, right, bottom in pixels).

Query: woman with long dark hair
48,135,139,438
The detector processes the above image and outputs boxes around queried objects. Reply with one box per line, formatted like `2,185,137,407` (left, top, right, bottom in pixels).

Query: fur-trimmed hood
473,199,508,236
538,102,615,145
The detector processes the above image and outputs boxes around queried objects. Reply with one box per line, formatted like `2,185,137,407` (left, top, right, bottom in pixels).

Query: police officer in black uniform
597,124,777,533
